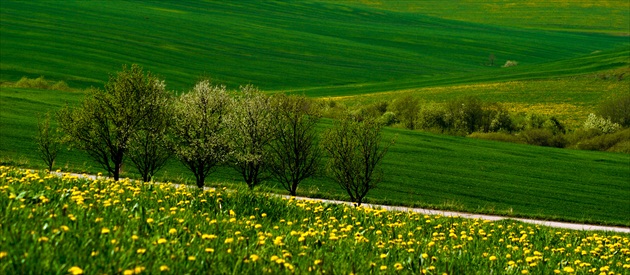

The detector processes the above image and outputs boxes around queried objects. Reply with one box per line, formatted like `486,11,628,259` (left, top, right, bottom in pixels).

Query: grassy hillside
1,1,628,94
334,0,630,34
1,87,629,226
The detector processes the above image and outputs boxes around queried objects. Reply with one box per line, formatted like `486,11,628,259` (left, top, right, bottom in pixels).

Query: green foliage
390,95,419,130
14,76,70,91
583,113,621,134
321,116,394,206
171,80,231,188
57,64,168,181
597,93,630,128
268,95,321,196
573,128,630,152
35,113,60,172
127,84,174,182
226,85,276,189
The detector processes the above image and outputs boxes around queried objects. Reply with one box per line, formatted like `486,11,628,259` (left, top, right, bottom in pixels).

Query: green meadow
1,1,628,93
1,87,629,226
1,0,629,228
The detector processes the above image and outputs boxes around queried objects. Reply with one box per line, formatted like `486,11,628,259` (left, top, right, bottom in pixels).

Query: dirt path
54,171,630,234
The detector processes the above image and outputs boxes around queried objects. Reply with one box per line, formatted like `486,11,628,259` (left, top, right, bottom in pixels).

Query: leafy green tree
35,113,61,172
269,94,321,196
321,116,394,206
226,85,276,189
58,64,168,181
127,83,174,182
171,80,231,188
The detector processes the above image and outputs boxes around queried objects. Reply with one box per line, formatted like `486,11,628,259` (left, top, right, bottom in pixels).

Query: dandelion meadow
1,166,629,274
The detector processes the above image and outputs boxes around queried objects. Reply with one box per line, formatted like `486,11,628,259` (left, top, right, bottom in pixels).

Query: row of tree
40,65,394,205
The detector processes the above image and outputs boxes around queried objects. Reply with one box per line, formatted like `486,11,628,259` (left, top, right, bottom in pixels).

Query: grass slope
334,0,630,34
1,1,628,93
1,87,629,226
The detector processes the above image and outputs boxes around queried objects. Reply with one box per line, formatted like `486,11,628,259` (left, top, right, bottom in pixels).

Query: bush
520,129,567,148
573,128,630,151
15,76,50,89
502,60,518,67
418,103,448,132
468,132,524,144
378,111,398,126
390,95,420,130
583,113,621,134
597,94,630,127
51,81,70,91
444,96,485,134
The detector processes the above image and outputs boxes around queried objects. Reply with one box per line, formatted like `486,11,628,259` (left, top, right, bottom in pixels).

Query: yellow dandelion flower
131,235,139,241
380,253,387,259
521,270,529,275
380,265,387,271
169,228,177,235
159,265,169,272
38,236,49,242
137,248,146,254
123,270,134,275
188,256,196,261
225,238,234,244
146,218,154,224
60,225,70,232
394,263,403,271
157,238,167,244
489,256,497,261
205,248,215,253
563,267,575,273
270,255,279,262
68,266,84,275
0,252,7,259
101,228,110,234
134,266,145,273
250,254,260,262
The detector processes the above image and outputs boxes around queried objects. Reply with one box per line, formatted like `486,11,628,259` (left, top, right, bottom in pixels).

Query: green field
2,167,629,274
1,87,629,226
1,1,630,227
1,1,628,94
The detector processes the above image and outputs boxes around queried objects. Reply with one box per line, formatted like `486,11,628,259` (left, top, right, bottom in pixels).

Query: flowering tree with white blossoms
171,80,231,188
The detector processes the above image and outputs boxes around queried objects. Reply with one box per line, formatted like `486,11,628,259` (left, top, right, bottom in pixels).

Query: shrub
520,129,566,148
51,81,70,91
378,111,398,126
390,95,420,130
502,60,518,67
468,132,524,144
574,128,630,151
597,94,630,128
444,96,485,134
418,103,448,132
583,113,621,134
15,76,50,89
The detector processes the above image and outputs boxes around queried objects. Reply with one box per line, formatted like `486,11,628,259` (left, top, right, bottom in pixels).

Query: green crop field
1,1,628,94
1,0,629,228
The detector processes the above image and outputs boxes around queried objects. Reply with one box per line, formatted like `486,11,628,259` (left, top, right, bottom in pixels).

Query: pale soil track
52,171,630,234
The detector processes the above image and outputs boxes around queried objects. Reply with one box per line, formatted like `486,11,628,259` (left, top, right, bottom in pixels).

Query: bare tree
269,94,321,196
171,80,231,188
57,64,168,181
35,112,61,172
321,116,394,206
226,85,276,189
